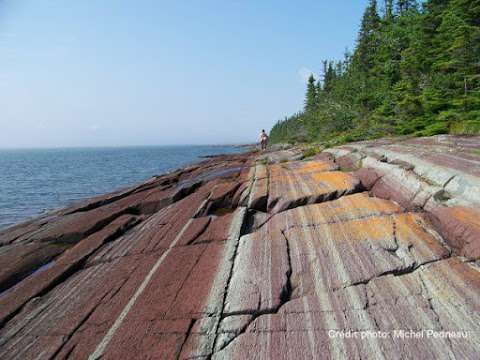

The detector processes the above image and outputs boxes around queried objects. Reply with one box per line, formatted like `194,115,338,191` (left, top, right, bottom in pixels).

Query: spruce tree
396,0,418,14
305,74,317,113
355,0,381,71
384,0,394,20
324,62,336,92
433,0,480,106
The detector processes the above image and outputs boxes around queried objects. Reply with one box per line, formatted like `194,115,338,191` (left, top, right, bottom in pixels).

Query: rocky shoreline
0,135,479,359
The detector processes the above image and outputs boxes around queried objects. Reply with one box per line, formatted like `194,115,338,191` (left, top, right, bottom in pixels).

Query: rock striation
0,135,479,359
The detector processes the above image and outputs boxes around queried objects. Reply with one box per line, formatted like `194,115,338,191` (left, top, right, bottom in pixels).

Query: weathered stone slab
276,159,338,174
0,237,229,359
361,156,439,210
258,149,304,163
336,151,364,171
0,219,45,246
167,244,227,318
427,205,480,259
268,168,360,213
382,137,480,179
328,135,480,207
0,241,69,294
194,212,237,244
214,315,253,351
268,192,403,231
219,315,253,333
94,207,245,360
0,253,155,359
224,228,289,315
99,183,213,257
93,318,192,360
420,258,480,329
247,177,268,211
284,213,449,291
353,167,382,190
204,180,241,212
237,159,256,180
215,257,480,360
0,182,196,294
231,180,250,206
176,216,211,246
214,327,475,359
178,159,245,186
253,163,268,180
232,162,268,210
323,147,351,158
0,215,139,326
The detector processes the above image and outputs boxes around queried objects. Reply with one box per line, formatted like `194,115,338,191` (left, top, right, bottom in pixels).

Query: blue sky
0,0,370,147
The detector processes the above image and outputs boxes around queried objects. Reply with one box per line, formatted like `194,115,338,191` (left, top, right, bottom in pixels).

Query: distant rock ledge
0,135,479,359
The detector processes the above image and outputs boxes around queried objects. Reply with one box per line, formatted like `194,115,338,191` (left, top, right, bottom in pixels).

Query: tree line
269,0,480,145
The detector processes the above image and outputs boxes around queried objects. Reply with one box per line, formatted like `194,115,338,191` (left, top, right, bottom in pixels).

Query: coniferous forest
269,0,480,145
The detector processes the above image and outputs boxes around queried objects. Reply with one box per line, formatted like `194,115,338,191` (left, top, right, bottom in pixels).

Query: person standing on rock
260,129,269,150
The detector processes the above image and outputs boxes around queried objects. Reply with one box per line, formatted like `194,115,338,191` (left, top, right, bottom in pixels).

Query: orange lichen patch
325,215,394,242
306,192,401,220
286,160,337,174
447,206,480,228
394,213,450,261
268,160,337,180
297,161,335,173
283,216,398,289
331,192,402,213
311,171,358,189
268,169,360,213
269,193,402,230
282,212,449,290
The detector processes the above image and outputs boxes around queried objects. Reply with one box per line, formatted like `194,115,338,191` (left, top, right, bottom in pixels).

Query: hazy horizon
0,142,253,150
0,0,369,148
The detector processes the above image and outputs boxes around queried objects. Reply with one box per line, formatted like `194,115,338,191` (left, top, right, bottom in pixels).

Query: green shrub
450,120,480,135
302,145,323,158
415,122,449,137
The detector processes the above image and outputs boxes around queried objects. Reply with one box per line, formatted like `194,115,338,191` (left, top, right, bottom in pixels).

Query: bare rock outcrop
325,135,480,261
0,136,479,359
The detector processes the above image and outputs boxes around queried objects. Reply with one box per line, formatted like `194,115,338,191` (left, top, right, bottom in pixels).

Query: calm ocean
0,145,243,229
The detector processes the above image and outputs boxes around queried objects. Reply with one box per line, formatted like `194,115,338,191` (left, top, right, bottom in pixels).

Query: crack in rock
212,228,294,354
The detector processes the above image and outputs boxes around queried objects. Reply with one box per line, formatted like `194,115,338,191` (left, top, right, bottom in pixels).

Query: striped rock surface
324,135,480,260
1,139,479,359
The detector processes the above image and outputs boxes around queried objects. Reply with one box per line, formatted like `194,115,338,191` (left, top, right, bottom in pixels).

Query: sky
0,0,370,148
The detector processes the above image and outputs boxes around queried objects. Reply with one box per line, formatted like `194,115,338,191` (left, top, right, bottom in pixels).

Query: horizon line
0,143,256,151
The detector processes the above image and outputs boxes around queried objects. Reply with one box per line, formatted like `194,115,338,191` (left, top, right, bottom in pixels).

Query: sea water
0,145,243,229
